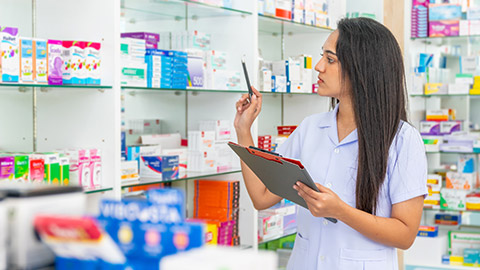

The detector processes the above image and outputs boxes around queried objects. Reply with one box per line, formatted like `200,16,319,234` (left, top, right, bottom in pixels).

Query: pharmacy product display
0,26,102,85
259,56,314,93
411,0,480,38
407,0,480,268
120,31,242,91
259,0,331,28
0,149,103,190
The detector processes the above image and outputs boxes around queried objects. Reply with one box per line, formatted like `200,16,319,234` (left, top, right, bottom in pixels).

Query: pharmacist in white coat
234,17,427,270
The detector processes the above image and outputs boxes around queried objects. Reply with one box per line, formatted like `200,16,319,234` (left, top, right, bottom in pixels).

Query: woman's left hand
293,181,346,219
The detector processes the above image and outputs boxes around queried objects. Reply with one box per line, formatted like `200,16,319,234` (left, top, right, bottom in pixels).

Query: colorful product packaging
28,157,45,183
32,153,60,184
429,20,460,37
466,192,480,210
47,40,63,85
446,172,474,190
139,155,179,180
162,148,187,177
35,39,48,84
435,213,461,225
420,121,441,136
65,149,91,188
20,38,34,83
89,149,102,188
0,156,14,181
417,225,439,237
13,155,29,182
59,156,70,185
85,42,101,85
0,26,19,82
429,4,462,21
62,41,86,84
449,231,480,257
98,198,184,225
120,160,139,182
440,188,467,210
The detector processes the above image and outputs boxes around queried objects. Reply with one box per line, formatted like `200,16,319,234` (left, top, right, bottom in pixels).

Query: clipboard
228,142,337,223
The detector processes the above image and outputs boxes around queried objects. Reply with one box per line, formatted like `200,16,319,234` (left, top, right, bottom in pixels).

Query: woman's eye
328,58,335,64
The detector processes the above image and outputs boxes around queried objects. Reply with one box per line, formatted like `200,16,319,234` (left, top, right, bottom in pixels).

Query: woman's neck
337,99,356,128
336,99,356,142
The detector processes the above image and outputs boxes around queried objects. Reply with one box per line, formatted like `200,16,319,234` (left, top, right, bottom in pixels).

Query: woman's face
314,31,347,100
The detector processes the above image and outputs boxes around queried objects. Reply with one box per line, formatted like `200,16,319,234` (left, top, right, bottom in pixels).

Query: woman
234,17,427,270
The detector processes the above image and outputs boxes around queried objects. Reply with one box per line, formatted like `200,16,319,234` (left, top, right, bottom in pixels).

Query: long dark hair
335,17,407,214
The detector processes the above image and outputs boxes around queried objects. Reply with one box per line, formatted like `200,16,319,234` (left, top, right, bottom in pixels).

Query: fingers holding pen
236,94,251,113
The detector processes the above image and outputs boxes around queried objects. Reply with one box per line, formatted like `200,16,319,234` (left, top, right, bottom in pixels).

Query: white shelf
407,263,480,270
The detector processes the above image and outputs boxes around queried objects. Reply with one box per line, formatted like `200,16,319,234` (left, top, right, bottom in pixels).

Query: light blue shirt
277,104,428,270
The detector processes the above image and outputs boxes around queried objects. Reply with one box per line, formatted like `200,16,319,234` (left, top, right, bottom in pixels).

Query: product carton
20,38,34,83
85,42,101,85
0,156,14,181
35,39,48,84
13,155,29,183
0,27,19,82
139,155,179,180
47,40,63,85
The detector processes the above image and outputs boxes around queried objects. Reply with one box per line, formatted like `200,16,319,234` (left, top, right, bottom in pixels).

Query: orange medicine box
426,109,449,121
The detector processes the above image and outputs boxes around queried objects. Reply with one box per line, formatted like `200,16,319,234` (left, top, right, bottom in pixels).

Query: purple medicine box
121,32,159,49
0,156,14,181
47,40,63,85
429,20,460,37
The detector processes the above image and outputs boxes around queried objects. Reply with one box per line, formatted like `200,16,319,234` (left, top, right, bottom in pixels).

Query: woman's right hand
234,86,263,138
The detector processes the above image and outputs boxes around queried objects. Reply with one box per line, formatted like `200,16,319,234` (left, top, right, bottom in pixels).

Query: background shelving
121,169,242,188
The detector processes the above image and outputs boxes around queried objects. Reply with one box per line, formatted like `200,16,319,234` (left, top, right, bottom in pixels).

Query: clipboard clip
247,147,283,165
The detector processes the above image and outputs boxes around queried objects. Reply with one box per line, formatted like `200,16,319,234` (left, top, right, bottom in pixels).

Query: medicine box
28,157,44,183
420,121,440,136
0,156,14,181
20,38,34,83
440,188,467,210
0,26,19,82
162,148,187,177
35,39,47,84
121,160,139,182
13,155,29,183
139,155,179,180
47,40,63,85
446,172,473,190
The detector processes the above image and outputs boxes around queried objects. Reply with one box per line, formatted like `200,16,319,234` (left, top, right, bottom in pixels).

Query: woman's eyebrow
321,47,337,56
325,49,337,56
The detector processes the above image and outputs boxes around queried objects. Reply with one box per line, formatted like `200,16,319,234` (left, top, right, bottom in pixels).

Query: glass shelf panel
258,14,333,36
121,168,242,188
258,231,297,245
122,86,247,94
426,151,480,155
0,83,112,89
122,0,251,23
410,94,480,98
260,91,319,96
84,186,114,194
411,35,480,41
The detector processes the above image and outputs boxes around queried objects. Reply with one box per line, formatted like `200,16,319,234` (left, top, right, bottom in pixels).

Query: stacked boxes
277,125,297,136
144,49,188,89
120,38,147,87
97,189,204,269
193,180,240,246
121,32,159,49
258,135,272,151
428,4,462,37
258,202,297,242
145,49,173,88
425,174,442,209
440,155,477,211
188,131,216,172
261,55,312,93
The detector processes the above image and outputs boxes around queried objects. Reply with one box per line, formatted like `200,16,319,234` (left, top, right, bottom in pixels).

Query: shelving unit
0,0,350,254
258,231,297,245
121,169,242,188
404,0,480,268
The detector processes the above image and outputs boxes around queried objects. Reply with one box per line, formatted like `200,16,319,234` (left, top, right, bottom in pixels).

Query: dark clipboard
228,142,337,223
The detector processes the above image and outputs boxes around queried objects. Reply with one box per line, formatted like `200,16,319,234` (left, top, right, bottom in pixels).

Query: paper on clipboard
228,142,337,223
